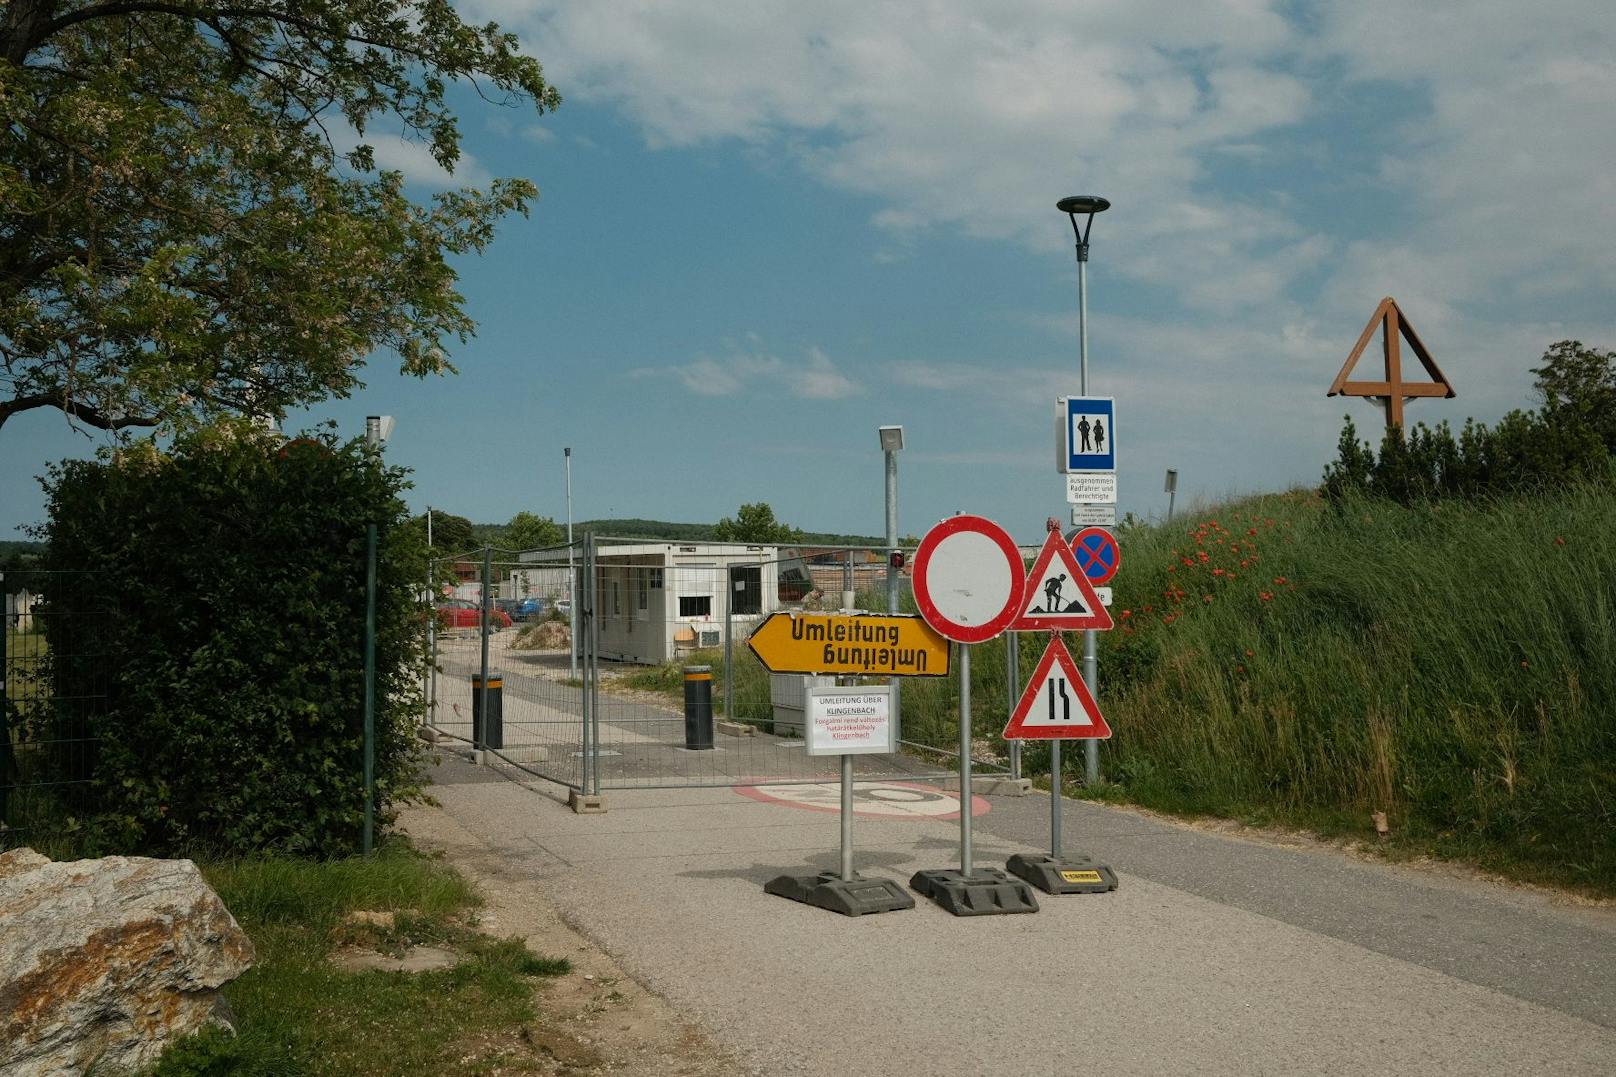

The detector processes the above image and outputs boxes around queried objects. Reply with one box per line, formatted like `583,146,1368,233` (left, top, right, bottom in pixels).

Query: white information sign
1094,586,1112,607
1070,504,1116,527
1066,472,1118,504
806,686,896,756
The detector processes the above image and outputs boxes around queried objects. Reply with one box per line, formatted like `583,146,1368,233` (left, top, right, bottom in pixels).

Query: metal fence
2,572,110,850
424,537,1015,794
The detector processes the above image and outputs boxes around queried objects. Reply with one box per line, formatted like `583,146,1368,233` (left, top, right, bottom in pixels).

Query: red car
435,599,512,630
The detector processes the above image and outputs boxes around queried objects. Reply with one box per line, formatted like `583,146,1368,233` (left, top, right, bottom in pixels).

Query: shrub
34,422,427,856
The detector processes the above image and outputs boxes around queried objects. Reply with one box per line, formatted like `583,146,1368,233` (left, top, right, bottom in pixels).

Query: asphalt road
416,751,1616,1076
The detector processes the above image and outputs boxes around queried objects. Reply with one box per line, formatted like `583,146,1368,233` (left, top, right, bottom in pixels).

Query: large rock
0,847,255,1075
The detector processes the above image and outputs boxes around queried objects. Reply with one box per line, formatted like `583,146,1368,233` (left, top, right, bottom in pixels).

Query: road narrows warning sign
1002,634,1112,740
1010,530,1114,632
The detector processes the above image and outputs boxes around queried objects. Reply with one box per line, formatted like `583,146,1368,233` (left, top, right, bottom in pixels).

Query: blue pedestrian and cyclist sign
1060,396,1115,472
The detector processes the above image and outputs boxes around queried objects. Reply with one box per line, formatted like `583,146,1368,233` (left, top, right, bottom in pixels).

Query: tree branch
0,389,161,432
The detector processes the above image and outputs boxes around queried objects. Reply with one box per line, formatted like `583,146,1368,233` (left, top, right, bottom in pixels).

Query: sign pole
840,752,854,882
959,643,973,875
905,514,1038,916
1078,254,1101,789
1050,732,1061,857
762,684,913,916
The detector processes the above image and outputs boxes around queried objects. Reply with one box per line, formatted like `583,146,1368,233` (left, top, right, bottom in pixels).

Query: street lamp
1164,468,1178,522
879,423,904,760
1058,195,1109,791
878,425,903,617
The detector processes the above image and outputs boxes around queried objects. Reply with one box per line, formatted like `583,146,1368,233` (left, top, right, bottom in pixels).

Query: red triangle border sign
1003,634,1112,740
1009,530,1114,632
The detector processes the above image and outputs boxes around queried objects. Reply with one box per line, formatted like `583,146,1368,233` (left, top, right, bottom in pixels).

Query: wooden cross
1327,297,1455,433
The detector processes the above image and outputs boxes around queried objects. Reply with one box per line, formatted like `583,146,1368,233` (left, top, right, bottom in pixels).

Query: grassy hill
1089,485,1614,892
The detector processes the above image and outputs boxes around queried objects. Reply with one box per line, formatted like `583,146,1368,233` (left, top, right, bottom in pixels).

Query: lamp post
565,447,576,679
1059,195,1109,791
362,415,394,854
1164,468,1178,523
878,426,903,615
878,426,904,739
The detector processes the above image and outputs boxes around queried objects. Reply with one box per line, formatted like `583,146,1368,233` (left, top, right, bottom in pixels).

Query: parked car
435,599,512,630
515,596,547,621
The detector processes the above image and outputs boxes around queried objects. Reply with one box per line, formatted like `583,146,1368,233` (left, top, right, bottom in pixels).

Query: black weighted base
1005,853,1119,894
764,871,915,917
908,867,1039,916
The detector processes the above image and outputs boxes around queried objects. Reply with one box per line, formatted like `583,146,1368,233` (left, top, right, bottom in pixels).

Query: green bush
35,423,427,856
1323,340,1616,502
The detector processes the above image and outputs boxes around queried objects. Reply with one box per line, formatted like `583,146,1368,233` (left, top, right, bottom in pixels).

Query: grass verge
149,840,570,1075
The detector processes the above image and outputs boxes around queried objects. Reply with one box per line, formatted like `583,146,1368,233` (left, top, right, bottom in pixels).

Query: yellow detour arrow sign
747,612,951,677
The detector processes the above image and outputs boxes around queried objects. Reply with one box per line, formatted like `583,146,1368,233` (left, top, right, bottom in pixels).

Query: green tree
0,1,559,434
1532,340,1616,452
712,502,803,544
502,510,563,551
408,510,473,555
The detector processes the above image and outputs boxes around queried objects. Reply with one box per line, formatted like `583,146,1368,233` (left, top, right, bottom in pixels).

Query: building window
650,568,664,589
611,579,620,616
636,567,649,612
679,595,712,618
730,565,762,616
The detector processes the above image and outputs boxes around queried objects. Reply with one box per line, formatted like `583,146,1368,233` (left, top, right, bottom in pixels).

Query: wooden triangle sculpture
1327,297,1455,433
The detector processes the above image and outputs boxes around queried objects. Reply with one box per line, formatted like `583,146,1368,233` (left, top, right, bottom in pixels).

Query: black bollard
683,666,714,750
471,674,504,750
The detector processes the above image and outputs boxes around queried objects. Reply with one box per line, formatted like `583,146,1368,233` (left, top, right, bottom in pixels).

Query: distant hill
572,518,885,547
460,518,885,548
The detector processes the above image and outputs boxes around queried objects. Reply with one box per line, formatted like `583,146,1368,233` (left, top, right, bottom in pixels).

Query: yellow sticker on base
1060,870,1104,884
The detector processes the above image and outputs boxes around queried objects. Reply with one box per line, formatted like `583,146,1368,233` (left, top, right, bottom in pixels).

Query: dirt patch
513,623,572,651
400,806,752,1077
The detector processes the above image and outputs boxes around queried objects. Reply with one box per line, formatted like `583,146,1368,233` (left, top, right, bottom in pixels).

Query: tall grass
1094,485,1615,891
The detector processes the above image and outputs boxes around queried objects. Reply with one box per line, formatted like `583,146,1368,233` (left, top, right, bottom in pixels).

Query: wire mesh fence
2,572,110,850
425,537,1018,793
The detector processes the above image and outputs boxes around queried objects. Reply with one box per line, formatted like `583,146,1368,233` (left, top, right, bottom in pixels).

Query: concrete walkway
411,752,1616,1077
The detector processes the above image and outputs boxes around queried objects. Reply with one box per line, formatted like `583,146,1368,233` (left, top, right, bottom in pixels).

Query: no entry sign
912,515,1022,644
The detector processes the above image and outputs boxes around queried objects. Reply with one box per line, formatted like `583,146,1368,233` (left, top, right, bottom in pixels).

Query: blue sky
4,1,1613,545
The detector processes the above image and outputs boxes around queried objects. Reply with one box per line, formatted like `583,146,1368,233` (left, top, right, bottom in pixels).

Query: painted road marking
735,780,991,819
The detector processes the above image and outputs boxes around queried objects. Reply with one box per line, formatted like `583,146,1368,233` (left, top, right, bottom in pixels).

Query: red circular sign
1071,526,1121,586
912,515,1023,644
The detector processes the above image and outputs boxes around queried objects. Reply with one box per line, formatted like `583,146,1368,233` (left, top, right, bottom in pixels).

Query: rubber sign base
764,871,915,917
908,868,1039,917
1005,853,1119,895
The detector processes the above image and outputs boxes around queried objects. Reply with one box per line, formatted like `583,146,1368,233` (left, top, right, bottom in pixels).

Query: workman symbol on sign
1076,415,1092,451
1043,573,1066,612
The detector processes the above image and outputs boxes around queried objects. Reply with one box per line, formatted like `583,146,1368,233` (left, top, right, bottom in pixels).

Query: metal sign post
763,685,914,917
1002,636,1120,895
907,515,1039,917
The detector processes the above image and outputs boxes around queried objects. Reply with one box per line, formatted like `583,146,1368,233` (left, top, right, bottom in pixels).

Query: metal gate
425,536,1013,793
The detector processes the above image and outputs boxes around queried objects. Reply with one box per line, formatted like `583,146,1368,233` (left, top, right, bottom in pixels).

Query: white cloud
335,126,492,188
635,342,862,400
465,0,1611,339
467,1,1323,305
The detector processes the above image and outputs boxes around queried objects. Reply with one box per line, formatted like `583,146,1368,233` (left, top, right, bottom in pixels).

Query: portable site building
519,542,780,665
